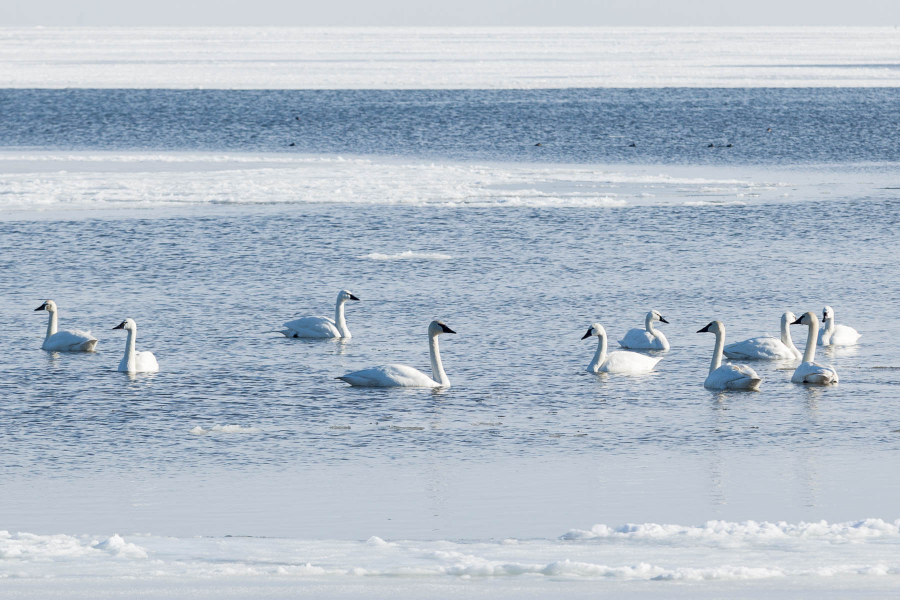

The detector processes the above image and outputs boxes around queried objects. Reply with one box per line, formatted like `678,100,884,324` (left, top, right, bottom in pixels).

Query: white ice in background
1,151,878,213
190,424,261,434
360,251,453,260
1,27,899,89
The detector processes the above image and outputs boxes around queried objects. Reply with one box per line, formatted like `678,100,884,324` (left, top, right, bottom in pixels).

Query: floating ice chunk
366,536,390,547
190,424,261,435
94,534,148,559
359,251,452,260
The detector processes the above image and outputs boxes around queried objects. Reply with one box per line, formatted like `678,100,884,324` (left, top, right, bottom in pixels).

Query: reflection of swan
34,300,98,352
113,318,159,373
818,306,860,346
582,323,660,373
338,321,455,387
792,312,838,385
724,312,801,360
697,321,762,390
279,290,359,338
618,310,670,350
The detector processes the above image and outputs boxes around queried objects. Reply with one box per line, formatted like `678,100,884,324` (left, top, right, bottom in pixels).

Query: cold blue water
2,88,900,164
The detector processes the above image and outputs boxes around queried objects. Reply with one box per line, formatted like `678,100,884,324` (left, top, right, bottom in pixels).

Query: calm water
2,85,900,596
2,88,900,164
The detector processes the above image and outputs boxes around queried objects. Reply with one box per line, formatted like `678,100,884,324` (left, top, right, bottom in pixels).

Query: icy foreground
1,27,900,89
2,520,900,598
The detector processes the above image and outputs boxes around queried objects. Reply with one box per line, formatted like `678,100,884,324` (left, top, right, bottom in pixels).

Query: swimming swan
697,321,762,390
279,290,360,339
791,312,839,384
723,311,802,360
618,310,670,351
34,300,98,352
113,318,159,373
582,323,661,373
818,305,860,346
338,320,455,387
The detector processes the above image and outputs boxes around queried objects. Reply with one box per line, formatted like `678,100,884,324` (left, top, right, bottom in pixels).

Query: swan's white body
35,300,98,352
339,321,455,388
618,310,670,351
723,312,802,360
792,312,839,385
280,290,359,339
818,306,860,346
113,318,159,373
584,323,660,374
698,321,762,390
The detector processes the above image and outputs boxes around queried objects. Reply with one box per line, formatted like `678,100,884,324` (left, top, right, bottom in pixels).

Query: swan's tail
265,330,290,337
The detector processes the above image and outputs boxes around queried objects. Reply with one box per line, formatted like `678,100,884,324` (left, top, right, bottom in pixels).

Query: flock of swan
35,292,861,390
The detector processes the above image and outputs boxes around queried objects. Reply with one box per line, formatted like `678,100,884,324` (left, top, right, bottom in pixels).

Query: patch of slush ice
190,425,261,435
0,531,147,560
359,251,452,261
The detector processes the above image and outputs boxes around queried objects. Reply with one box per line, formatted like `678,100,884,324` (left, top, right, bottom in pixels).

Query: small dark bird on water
289,142,296,147
726,143,733,148
708,143,715,148
535,143,542,147
767,127,772,132
295,117,300,120
628,143,636,147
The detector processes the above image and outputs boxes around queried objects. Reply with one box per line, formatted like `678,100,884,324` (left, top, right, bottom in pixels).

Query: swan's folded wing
135,351,160,373
792,361,838,384
283,316,339,337
603,351,660,373
709,363,760,387
618,328,654,348
338,364,436,387
44,329,98,351
724,336,789,359
832,324,861,345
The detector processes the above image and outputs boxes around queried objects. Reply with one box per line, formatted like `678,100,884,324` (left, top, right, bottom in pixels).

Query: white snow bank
0,531,147,560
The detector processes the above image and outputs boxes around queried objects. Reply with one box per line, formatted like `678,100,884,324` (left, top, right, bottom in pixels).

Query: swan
279,290,359,338
582,323,661,373
791,312,839,384
617,310,670,351
723,312,802,360
34,300,98,352
818,305,860,346
112,318,159,373
697,321,762,390
338,320,455,388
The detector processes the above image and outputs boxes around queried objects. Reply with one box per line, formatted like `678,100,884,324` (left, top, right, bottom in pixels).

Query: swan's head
113,318,137,331
581,323,606,340
822,306,834,321
697,320,724,335
34,300,57,312
792,312,818,327
338,290,360,303
782,311,797,326
649,310,669,324
429,320,456,336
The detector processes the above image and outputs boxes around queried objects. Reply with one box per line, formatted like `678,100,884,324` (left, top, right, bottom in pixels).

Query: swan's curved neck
781,318,799,355
822,314,835,339
123,327,137,371
334,299,350,338
45,308,58,340
428,333,450,387
803,320,818,363
588,334,608,372
710,329,725,374
644,313,659,339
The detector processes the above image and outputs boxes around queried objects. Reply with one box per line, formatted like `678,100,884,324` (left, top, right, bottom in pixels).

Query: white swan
618,310,670,351
792,312,839,385
723,312,802,360
112,318,159,373
34,300,98,352
279,290,359,339
338,320,455,388
582,323,661,373
697,321,762,390
818,305,860,346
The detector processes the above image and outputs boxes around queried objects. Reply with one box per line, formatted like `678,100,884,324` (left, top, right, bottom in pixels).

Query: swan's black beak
440,323,456,334
581,328,593,340
697,323,712,333
349,294,360,301
792,316,804,325
34,303,47,311
659,316,669,324
113,321,126,330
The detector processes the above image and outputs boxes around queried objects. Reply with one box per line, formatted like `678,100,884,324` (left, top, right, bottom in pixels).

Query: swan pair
723,307,859,360
582,324,662,374
34,300,157,373
277,289,456,388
